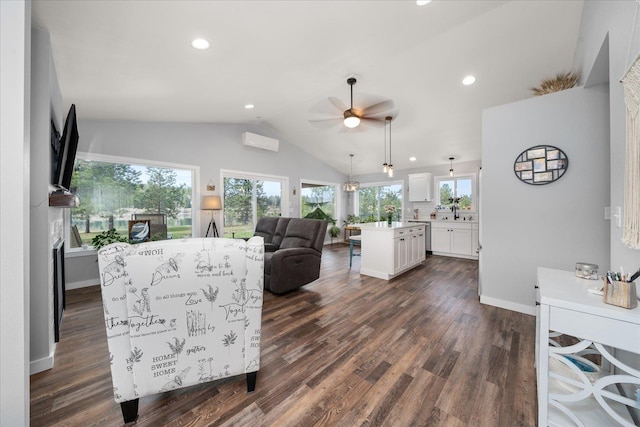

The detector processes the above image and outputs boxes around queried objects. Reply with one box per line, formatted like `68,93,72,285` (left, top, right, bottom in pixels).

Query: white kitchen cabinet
408,173,432,202
360,222,425,280
430,221,477,259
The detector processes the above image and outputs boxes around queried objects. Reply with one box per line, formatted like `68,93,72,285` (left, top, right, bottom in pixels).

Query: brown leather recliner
253,217,328,294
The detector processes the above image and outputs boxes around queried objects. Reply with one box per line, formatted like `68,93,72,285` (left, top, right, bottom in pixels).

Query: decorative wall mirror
513,145,568,185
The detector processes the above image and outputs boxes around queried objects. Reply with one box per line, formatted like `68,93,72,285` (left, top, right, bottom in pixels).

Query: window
69,154,196,249
222,170,288,239
300,180,339,221
356,181,404,222
435,174,476,212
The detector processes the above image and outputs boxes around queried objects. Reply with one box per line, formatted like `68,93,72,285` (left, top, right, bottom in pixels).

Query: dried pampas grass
531,72,579,96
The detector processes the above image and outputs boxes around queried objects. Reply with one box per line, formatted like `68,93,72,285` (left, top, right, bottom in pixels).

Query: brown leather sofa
253,217,328,294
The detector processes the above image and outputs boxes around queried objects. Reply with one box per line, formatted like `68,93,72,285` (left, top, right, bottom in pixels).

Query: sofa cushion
271,217,291,248
253,217,279,244
279,218,321,249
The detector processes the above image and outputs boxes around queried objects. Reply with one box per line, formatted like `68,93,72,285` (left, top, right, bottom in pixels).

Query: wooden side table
343,225,361,243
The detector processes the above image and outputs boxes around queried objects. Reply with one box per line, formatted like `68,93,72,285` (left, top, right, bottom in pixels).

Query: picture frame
527,148,546,159
128,220,150,242
514,145,568,185
515,161,532,171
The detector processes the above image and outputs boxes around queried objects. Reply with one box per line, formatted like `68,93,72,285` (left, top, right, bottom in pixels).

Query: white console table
536,267,640,426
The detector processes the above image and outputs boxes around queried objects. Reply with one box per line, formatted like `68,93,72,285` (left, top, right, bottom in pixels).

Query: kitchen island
360,222,426,280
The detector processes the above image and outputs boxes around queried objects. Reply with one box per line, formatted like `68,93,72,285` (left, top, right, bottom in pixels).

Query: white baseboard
66,279,99,290
480,295,536,316
30,351,54,374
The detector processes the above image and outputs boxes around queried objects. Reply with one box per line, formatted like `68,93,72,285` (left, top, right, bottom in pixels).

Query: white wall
481,84,610,314
0,1,31,424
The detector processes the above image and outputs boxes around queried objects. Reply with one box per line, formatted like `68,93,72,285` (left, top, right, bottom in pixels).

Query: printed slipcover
97,237,264,402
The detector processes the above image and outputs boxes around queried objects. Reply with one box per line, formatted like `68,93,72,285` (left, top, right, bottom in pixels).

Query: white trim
354,180,405,221
66,279,99,290
30,351,54,375
220,169,289,235
299,178,340,222
65,248,97,258
434,172,477,213
480,295,536,316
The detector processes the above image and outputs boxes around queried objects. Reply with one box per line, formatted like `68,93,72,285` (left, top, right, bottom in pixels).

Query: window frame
220,169,289,235
434,173,477,213
299,179,340,221
65,152,200,254
355,180,405,222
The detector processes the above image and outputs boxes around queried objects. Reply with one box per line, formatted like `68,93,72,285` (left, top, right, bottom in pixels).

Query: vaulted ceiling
31,0,583,175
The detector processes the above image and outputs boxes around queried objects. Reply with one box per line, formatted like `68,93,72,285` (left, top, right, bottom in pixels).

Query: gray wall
64,120,349,287
573,0,640,410
352,160,482,219
481,84,610,313
29,27,64,374
575,0,640,286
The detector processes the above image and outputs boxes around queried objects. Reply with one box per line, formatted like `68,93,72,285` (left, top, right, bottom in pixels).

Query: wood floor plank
30,246,537,426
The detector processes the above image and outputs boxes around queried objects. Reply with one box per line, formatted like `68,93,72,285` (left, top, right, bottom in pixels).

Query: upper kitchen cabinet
408,173,432,202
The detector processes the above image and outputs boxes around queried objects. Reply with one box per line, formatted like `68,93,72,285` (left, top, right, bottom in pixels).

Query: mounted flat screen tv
51,104,79,192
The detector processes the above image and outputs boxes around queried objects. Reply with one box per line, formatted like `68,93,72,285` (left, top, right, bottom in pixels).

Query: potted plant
91,228,129,250
383,205,397,226
304,207,340,244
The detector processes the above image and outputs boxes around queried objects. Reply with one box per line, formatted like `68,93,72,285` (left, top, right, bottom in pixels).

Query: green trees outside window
70,158,194,246
357,184,403,222
223,175,283,239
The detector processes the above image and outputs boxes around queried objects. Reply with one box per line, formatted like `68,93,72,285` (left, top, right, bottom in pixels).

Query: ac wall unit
242,132,279,152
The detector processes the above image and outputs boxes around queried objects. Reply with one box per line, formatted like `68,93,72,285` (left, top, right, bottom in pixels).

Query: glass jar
575,262,599,280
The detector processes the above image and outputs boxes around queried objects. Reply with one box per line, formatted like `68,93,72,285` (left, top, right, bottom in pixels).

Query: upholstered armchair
97,237,264,423
254,217,328,294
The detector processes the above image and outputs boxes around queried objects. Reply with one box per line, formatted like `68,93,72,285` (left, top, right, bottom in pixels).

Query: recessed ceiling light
416,0,432,5
191,38,210,50
462,75,476,86
244,104,255,109
409,157,417,161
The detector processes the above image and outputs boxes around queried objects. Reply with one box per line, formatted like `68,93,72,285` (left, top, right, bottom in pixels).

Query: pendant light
449,157,455,176
382,120,389,173
343,154,360,191
387,116,394,177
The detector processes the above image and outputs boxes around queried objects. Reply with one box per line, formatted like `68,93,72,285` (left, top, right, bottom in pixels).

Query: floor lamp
202,195,222,237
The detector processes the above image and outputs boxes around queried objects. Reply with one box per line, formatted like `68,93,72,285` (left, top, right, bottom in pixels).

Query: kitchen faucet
449,197,461,220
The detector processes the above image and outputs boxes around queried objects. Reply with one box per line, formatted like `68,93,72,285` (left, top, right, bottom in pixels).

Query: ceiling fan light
343,110,360,128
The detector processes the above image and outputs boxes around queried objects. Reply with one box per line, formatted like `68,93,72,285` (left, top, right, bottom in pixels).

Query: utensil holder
603,279,638,309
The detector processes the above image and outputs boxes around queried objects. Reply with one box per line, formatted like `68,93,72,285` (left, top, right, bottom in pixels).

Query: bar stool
349,235,362,268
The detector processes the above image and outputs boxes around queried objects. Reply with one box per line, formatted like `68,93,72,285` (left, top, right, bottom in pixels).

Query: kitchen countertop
409,219,478,223
358,222,425,230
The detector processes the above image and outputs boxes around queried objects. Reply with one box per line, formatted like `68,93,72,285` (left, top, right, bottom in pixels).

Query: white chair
98,237,264,423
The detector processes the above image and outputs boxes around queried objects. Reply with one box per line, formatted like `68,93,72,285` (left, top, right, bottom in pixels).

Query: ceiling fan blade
328,97,347,113
309,118,343,129
360,117,387,128
361,99,395,117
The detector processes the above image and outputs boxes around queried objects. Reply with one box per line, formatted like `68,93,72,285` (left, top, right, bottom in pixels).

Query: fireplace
53,239,65,342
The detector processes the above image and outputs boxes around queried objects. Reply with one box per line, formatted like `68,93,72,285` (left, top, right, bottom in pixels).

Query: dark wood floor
30,245,537,426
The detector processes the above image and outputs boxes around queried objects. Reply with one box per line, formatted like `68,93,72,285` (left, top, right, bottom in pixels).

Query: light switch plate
614,206,622,228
